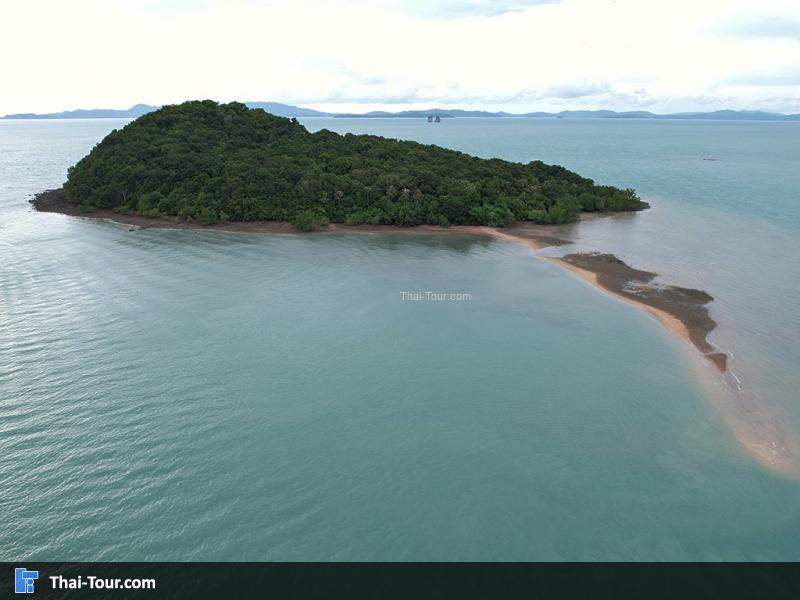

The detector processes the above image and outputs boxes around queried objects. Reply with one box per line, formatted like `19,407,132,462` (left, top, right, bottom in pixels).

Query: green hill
62,100,646,229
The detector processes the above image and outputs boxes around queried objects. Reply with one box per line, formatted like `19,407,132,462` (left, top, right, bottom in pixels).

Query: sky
1,0,798,115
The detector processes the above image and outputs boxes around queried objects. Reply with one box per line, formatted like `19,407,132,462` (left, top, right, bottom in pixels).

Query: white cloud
712,13,800,39
543,80,611,99
375,0,562,19
0,0,798,115
721,65,800,86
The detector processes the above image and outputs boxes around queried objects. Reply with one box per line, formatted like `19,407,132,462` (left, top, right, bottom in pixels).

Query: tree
198,207,218,225
291,209,329,232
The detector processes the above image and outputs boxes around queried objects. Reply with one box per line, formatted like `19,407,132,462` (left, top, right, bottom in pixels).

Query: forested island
51,100,646,230
30,100,735,398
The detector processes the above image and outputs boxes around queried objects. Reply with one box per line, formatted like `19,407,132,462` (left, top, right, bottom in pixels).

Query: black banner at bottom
2,562,799,599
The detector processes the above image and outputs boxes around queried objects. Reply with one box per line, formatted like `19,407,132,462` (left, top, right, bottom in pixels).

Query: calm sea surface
1,117,799,560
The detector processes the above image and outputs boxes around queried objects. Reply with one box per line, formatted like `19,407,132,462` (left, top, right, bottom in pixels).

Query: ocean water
1,117,799,561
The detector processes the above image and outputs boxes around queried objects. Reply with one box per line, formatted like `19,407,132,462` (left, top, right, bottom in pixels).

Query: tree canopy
63,100,646,227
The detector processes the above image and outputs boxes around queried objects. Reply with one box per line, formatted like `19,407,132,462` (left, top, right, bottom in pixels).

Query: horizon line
3,101,800,119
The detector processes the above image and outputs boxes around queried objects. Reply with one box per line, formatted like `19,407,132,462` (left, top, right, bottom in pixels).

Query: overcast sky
1,0,798,115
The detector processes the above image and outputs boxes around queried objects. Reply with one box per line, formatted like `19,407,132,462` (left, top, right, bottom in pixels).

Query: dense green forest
63,100,646,229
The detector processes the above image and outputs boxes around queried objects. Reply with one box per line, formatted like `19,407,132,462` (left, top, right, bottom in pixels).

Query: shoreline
28,188,576,244
30,188,721,369
33,188,798,473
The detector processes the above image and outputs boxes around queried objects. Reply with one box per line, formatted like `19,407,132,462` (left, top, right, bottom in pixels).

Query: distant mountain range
2,103,160,119
520,109,800,121
338,108,800,120
241,102,330,117
3,103,799,121
0,102,327,119
333,108,504,118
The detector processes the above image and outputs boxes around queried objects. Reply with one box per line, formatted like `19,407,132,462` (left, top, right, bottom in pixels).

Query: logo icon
15,568,39,594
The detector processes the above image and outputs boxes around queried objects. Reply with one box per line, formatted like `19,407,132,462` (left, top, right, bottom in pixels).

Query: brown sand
548,253,726,372
29,189,573,245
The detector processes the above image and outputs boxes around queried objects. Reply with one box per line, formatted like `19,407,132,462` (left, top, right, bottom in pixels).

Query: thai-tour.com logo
13,567,156,594
14,568,39,594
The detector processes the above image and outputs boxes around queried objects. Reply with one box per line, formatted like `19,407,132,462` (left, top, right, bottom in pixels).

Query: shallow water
1,117,799,560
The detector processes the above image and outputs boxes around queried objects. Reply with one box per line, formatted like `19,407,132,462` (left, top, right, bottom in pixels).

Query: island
39,100,646,230
31,99,728,377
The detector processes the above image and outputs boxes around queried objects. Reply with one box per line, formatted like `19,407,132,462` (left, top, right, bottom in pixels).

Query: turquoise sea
1,117,799,560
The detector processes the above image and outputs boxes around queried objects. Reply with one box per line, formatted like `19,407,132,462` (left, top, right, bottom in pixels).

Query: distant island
5,102,799,121
34,100,646,229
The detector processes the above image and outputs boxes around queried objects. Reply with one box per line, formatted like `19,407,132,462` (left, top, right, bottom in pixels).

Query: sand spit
537,253,796,475
549,253,726,372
